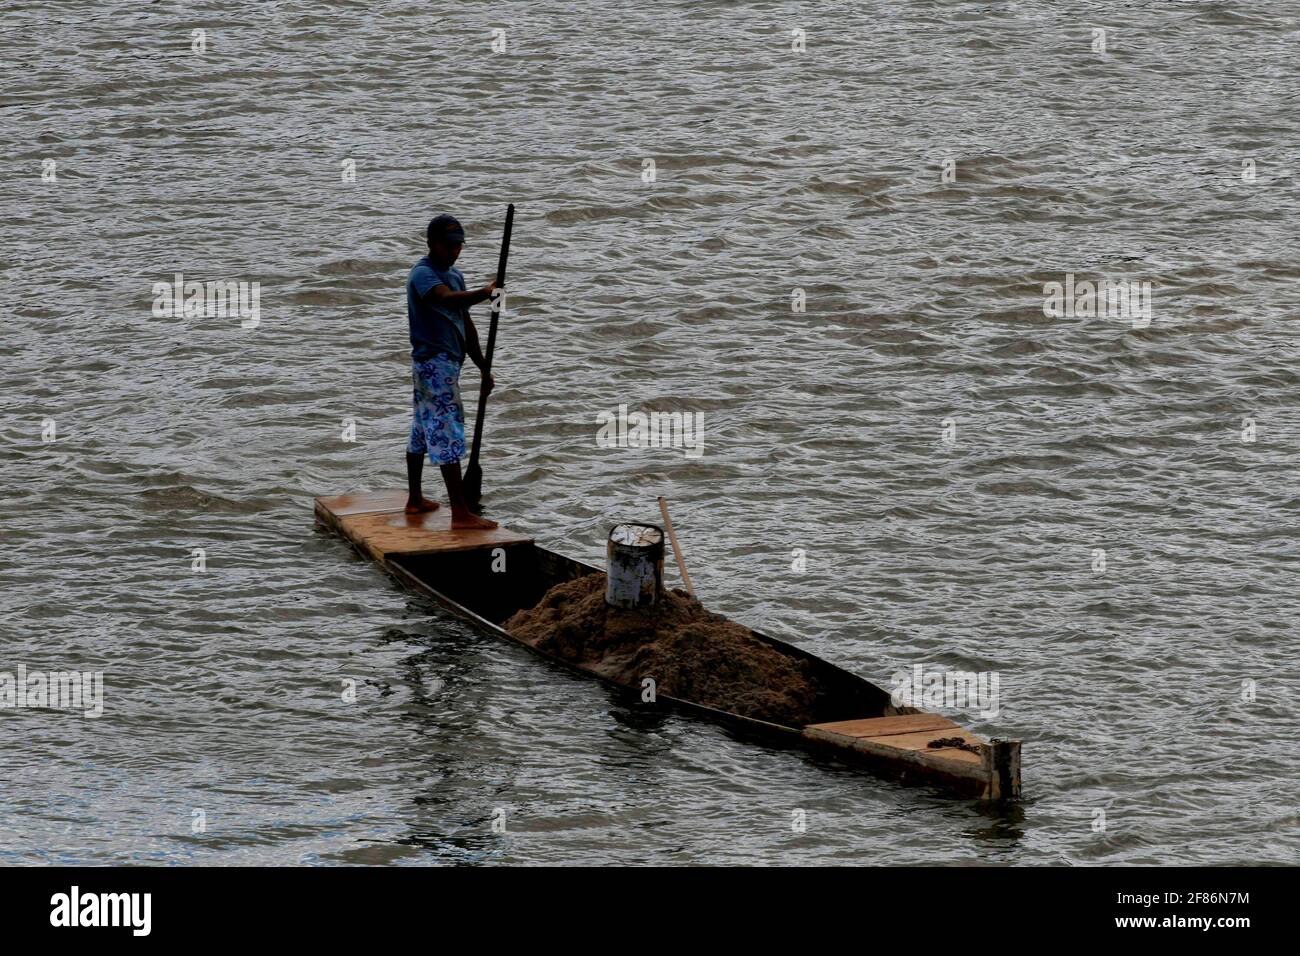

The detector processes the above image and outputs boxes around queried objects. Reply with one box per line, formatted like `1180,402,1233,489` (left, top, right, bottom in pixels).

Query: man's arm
431,280,495,308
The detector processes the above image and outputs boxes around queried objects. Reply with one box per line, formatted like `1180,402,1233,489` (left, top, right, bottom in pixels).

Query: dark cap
427,214,466,245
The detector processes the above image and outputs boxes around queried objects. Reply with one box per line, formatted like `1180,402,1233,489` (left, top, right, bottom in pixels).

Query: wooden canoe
315,490,1022,802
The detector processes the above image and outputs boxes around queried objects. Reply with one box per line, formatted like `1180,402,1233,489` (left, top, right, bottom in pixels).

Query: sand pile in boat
504,573,827,726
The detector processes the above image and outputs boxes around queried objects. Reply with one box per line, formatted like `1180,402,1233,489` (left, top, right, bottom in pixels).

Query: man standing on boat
404,214,499,529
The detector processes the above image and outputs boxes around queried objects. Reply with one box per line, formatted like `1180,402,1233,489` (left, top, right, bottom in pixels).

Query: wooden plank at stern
809,713,959,739
315,489,531,563
804,714,1022,801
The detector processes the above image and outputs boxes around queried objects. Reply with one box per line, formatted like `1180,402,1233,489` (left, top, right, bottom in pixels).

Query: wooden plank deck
315,489,533,563
808,713,959,739
804,713,988,769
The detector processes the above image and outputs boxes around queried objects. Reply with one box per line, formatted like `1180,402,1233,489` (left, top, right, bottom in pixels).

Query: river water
1,1,1297,865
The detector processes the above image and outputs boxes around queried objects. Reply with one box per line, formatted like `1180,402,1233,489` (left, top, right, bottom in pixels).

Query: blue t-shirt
408,256,467,362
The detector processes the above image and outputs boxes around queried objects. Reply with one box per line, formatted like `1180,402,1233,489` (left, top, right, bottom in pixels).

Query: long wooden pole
657,496,695,598
463,203,514,507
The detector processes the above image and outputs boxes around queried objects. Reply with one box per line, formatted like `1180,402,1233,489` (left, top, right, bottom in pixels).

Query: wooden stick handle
657,496,695,598
467,203,514,470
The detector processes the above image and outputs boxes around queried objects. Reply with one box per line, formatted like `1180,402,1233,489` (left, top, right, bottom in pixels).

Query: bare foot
450,510,498,530
405,497,440,514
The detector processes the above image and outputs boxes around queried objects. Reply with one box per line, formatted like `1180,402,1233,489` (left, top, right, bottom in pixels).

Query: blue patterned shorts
407,353,465,465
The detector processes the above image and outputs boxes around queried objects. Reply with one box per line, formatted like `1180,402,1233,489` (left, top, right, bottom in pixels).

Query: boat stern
803,713,1022,801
